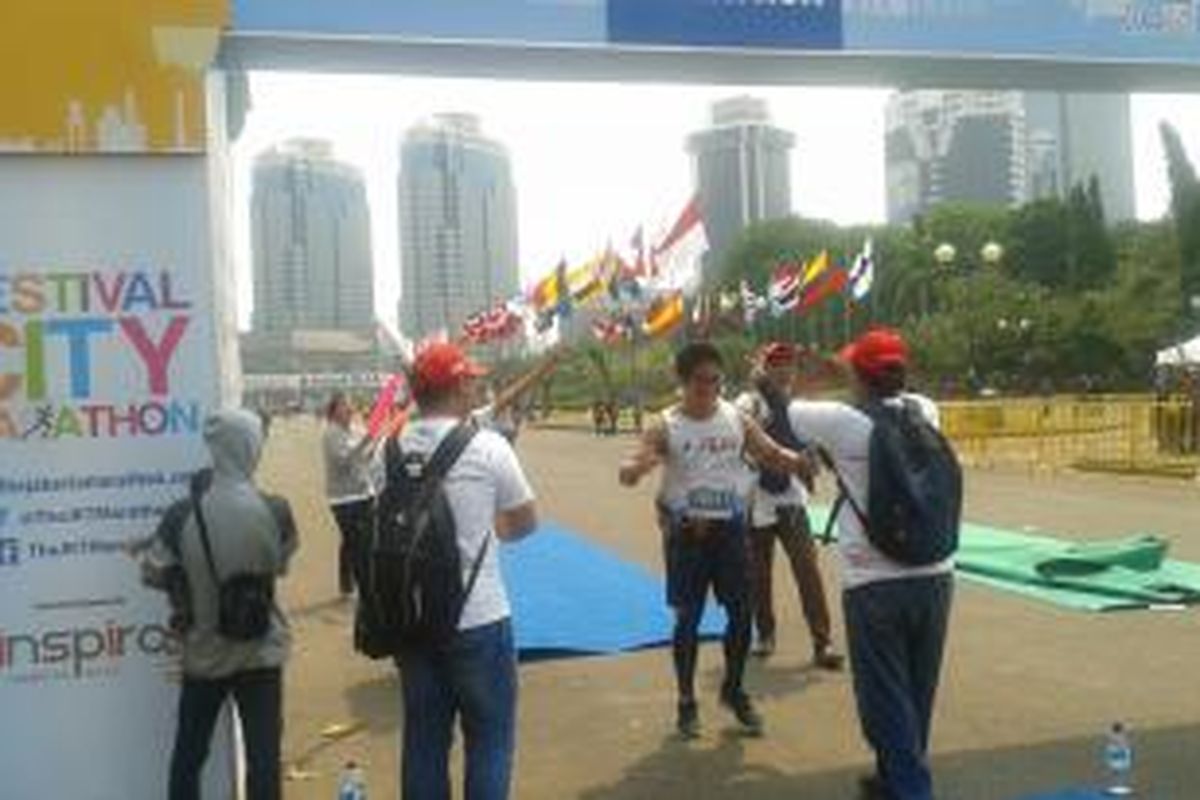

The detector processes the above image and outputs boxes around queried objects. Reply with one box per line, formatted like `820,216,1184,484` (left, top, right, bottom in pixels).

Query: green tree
1159,121,1200,316
1064,177,1117,290
921,203,1011,267
1008,198,1070,287
719,217,842,289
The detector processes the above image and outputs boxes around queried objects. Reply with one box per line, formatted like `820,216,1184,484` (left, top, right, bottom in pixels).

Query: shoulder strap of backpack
815,446,869,541
190,480,223,585
157,499,192,559
461,533,491,609
422,420,479,491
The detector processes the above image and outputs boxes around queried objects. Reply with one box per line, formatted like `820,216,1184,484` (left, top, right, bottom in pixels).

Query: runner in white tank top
619,342,815,740
657,398,751,520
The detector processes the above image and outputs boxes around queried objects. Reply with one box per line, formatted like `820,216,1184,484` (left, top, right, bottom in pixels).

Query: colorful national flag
801,267,849,310
768,262,801,315
461,310,488,343
651,195,708,292
530,259,568,312
849,238,875,301
590,316,627,344
367,373,410,438
801,250,832,288
642,291,685,338
553,258,572,317
461,302,523,344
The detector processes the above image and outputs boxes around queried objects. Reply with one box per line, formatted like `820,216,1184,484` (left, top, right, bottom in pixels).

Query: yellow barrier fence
940,395,1200,477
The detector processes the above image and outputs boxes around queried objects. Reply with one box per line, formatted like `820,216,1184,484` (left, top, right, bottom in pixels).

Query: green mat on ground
807,506,1200,612
956,525,1200,611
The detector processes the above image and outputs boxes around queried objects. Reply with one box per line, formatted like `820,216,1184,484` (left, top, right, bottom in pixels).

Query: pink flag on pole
367,372,410,438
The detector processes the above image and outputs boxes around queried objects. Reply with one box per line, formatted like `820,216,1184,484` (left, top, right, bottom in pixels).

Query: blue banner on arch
607,0,844,49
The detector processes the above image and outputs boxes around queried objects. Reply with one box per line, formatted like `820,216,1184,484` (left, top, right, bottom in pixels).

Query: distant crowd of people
135,328,962,800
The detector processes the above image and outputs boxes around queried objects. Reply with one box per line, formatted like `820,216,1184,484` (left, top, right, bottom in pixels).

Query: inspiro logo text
0,620,178,680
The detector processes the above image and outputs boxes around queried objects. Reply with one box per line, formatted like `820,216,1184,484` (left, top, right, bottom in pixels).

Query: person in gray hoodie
138,408,297,800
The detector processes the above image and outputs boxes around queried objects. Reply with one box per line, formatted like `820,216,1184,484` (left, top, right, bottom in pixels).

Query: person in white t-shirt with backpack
787,328,961,800
391,341,539,800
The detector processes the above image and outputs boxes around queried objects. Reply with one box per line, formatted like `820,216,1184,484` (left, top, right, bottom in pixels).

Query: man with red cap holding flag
787,328,958,800
735,341,844,670
392,341,540,800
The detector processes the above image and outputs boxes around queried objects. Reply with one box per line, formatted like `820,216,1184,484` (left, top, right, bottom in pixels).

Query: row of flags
448,192,875,348
460,302,524,345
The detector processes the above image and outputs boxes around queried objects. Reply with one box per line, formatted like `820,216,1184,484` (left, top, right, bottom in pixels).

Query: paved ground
261,418,1200,799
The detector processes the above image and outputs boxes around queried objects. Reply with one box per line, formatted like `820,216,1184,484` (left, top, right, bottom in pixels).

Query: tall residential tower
250,138,375,332
397,113,519,341
885,90,1136,224
687,96,794,284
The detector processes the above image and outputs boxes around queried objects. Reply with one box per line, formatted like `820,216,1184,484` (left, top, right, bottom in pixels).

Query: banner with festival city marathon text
0,156,234,799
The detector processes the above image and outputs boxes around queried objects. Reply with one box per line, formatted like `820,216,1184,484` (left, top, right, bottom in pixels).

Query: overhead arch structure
2,2,1200,797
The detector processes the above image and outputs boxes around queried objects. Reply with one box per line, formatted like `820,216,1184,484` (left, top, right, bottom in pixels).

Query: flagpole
629,328,640,432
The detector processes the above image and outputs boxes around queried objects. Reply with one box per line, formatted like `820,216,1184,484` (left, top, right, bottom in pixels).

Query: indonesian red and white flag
590,316,627,344
768,263,801,315
650,194,708,293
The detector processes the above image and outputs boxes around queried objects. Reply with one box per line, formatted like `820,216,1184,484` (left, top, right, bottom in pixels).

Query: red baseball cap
761,342,797,367
411,341,488,393
839,327,909,378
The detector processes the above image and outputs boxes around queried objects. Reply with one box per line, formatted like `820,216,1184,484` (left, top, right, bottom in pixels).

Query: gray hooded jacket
146,409,297,678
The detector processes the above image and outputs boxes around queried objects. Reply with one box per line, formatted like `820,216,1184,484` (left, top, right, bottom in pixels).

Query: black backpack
755,378,808,495
355,421,483,658
822,398,962,566
158,469,289,641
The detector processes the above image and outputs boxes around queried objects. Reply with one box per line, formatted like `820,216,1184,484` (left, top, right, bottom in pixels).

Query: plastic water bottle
337,761,367,800
1103,721,1133,796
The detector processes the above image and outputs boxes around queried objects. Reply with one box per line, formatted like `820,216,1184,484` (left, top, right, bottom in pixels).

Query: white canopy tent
1156,333,1200,366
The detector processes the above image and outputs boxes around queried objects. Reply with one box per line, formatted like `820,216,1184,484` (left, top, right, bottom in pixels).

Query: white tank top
658,399,750,519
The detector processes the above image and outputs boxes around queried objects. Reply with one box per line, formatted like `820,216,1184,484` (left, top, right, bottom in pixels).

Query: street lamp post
980,241,1004,267
925,242,957,317
934,242,958,267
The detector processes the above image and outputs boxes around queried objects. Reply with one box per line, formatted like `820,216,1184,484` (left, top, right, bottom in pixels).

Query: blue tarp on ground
500,522,725,660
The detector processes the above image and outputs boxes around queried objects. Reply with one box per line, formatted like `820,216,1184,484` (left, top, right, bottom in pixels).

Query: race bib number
686,487,737,514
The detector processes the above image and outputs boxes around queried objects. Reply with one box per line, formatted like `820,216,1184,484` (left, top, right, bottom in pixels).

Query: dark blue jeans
400,618,517,800
843,574,953,800
169,667,282,800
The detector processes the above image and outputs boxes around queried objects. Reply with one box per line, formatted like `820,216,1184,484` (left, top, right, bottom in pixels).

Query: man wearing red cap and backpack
735,342,843,670
362,341,539,800
787,328,961,800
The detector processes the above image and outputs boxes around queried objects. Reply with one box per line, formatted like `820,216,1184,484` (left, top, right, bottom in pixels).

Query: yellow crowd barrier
940,395,1200,478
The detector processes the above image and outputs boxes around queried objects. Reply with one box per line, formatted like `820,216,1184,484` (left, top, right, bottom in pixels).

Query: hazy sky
231,72,1200,330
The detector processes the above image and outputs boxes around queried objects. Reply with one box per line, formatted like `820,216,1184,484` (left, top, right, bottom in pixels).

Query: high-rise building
687,96,794,284
250,138,375,333
1023,92,1135,220
885,91,1028,224
397,113,519,342
885,90,1136,224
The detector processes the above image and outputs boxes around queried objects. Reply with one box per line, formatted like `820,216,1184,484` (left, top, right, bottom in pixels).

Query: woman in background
321,392,380,598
